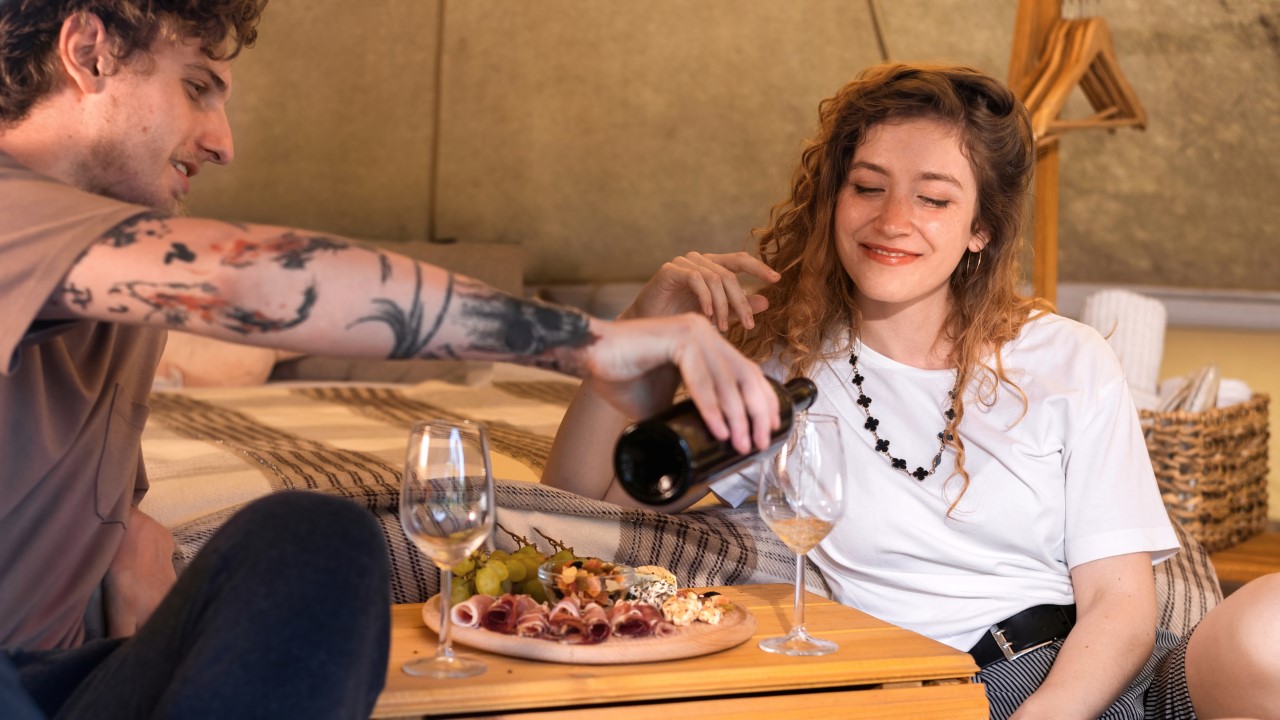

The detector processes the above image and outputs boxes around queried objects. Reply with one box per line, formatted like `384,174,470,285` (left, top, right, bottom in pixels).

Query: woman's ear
968,223,990,254
59,12,115,94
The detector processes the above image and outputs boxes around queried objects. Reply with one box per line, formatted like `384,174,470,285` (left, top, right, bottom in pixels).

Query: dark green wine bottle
614,377,818,505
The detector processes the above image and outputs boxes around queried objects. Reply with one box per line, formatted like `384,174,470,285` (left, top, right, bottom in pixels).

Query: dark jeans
5,491,391,719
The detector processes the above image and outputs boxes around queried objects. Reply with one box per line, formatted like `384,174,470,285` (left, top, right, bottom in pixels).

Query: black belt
968,604,1077,669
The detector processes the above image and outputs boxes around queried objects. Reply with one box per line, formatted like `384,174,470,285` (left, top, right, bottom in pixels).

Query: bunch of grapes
449,525,576,604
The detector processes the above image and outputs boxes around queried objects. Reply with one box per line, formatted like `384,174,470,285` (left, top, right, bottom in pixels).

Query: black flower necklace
848,349,960,482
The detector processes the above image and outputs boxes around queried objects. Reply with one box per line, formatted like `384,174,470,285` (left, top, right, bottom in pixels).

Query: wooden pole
1032,139,1060,304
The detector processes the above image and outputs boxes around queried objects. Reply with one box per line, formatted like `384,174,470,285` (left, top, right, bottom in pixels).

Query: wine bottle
614,377,818,505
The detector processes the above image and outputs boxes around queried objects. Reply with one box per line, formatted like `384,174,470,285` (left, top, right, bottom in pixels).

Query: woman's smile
860,243,921,266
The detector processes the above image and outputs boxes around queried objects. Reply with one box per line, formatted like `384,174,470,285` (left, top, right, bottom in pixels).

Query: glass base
402,653,487,679
758,628,839,656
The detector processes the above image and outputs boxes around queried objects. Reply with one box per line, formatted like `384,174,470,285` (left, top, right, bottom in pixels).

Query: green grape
488,549,510,563
475,565,503,596
450,581,472,605
500,579,512,594
521,577,546,604
452,556,476,577
504,559,527,583
488,560,510,582
512,544,538,558
549,549,575,566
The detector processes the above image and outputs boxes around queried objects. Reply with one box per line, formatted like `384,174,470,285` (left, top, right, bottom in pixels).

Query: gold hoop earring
964,250,983,277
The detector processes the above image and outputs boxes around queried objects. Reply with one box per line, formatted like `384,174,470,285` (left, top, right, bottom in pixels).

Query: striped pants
978,627,1196,719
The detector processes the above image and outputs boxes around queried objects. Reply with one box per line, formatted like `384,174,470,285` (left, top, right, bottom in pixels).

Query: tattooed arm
44,212,779,452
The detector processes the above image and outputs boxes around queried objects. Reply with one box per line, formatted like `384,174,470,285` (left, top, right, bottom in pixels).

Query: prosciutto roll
607,601,652,638
548,596,587,642
580,602,611,645
451,594,497,629
513,594,550,638
515,607,549,639
548,595,582,621
636,601,678,638
479,594,520,635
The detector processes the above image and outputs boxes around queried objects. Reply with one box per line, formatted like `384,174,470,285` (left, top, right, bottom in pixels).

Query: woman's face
833,117,986,319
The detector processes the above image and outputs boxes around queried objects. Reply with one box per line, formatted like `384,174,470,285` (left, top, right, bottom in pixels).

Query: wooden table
1211,530,1280,594
373,584,987,719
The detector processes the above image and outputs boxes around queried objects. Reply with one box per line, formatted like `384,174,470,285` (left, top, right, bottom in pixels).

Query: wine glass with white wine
757,412,845,656
400,419,496,678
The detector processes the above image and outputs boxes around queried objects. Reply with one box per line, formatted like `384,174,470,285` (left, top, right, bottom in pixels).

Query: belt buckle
989,623,1055,663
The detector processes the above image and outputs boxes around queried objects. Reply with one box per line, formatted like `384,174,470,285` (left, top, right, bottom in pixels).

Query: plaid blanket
142,364,1217,636
141,364,829,604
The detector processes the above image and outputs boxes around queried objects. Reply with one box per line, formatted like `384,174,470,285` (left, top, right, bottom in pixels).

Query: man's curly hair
0,0,268,125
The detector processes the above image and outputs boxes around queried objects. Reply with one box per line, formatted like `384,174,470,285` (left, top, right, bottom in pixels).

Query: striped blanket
140,363,828,605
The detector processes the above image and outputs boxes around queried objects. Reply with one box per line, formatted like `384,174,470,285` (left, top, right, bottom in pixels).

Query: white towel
1080,289,1167,396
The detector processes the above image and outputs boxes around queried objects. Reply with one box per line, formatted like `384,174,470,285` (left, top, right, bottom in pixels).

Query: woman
543,64,1279,719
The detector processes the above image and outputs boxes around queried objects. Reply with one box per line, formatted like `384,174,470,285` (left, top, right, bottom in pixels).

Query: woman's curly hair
0,0,268,125
730,63,1052,511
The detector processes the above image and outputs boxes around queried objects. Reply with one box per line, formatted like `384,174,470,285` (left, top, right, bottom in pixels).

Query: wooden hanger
1031,16,1146,141
1018,17,1077,113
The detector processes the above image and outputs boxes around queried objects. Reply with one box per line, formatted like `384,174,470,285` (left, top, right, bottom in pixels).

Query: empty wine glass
400,419,495,678
757,413,845,656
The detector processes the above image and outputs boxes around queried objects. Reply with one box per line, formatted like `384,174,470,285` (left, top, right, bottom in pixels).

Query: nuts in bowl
537,557,635,608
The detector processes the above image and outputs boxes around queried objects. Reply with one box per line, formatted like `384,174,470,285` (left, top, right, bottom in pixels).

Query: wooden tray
421,595,756,664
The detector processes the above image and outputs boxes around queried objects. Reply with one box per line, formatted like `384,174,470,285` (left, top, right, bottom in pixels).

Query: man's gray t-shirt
0,151,168,650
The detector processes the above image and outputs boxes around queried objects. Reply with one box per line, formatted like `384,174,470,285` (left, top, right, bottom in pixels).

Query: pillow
155,332,300,388
1154,520,1223,637
268,356,493,385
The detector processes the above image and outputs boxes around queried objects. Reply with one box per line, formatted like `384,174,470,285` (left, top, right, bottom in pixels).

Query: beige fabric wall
188,0,1280,290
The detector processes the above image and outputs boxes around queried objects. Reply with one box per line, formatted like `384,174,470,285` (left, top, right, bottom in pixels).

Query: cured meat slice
451,594,497,628
514,595,550,638
580,602,611,644
607,601,652,638
479,594,519,635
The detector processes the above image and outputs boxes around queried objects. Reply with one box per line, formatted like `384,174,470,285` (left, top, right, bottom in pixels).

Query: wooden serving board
421,595,756,664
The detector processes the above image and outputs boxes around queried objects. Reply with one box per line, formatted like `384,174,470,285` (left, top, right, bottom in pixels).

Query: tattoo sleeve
350,273,595,364
108,280,316,334
348,265,450,359
452,278,594,358
101,211,172,248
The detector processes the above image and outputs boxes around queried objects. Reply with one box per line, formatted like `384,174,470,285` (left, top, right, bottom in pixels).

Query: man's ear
59,12,116,94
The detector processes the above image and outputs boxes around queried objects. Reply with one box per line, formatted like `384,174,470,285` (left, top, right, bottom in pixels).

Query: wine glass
757,413,845,656
400,419,496,678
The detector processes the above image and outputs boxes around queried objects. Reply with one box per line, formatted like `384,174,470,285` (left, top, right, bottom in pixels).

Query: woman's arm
541,252,778,508
1010,552,1157,720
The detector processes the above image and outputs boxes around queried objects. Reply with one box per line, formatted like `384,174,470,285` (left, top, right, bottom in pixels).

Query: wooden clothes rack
1009,0,1146,303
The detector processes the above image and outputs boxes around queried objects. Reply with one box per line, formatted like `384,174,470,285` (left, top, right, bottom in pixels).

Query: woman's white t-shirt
712,313,1178,651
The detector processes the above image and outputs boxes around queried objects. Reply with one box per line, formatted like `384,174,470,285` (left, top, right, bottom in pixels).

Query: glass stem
437,566,455,660
793,552,806,633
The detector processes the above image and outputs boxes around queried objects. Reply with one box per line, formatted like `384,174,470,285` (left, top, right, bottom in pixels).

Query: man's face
72,36,235,214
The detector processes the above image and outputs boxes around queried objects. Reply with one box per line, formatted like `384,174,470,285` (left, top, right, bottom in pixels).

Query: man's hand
584,313,780,455
103,506,177,637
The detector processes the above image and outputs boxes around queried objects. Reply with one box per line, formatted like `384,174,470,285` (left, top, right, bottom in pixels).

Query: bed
138,360,1222,637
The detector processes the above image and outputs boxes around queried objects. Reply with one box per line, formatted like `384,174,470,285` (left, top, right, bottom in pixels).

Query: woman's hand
622,252,780,332
584,313,779,454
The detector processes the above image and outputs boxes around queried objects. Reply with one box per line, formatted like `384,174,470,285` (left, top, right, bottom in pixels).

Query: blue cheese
628,565,678,608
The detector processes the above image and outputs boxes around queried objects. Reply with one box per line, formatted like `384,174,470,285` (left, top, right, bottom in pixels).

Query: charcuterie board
421,594,757,664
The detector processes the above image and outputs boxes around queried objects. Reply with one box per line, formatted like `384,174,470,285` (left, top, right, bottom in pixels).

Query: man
0,1,779,716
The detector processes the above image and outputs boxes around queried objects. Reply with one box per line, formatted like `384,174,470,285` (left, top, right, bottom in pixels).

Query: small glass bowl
537,558,636,607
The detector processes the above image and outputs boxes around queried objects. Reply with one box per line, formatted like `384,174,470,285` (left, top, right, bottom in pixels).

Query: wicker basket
1140,393,1270,553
